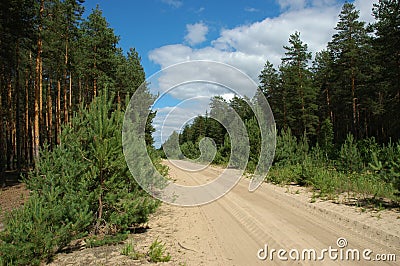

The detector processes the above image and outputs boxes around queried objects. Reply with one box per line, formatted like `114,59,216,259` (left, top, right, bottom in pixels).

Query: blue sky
82,0,284,75
82,0,377,147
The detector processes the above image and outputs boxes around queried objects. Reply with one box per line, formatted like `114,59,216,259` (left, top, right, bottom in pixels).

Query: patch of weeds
85,233,128,248
120,240,144,260
147,238,171,262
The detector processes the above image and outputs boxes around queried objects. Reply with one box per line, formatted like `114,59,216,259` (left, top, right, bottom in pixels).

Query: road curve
162,160,399,266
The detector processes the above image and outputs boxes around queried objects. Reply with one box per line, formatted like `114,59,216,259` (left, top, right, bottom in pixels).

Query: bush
337,134,363,173
0,92,161,265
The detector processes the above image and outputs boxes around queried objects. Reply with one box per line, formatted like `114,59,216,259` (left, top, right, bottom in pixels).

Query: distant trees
260,1,399,144
168,1,400,174
0,1,146,174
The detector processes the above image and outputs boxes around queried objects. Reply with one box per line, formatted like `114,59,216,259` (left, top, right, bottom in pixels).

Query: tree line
165,1,399,157
162,1,400,196
260,1,399,143
0,0,145,175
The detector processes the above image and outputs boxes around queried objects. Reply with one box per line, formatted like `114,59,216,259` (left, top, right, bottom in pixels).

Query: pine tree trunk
7,78,15,170
78,77,82,105
63,39,69,124
351,70,357,138
15,41,21,172
0,84,5,183
34,0,44,161
69,73,72,120
47,79,53,148
24,68,30,168
63,76,68,124
93,78,97,98
325,87,333,122
56,79,61,145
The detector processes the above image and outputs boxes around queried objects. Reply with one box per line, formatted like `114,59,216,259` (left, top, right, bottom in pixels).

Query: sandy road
160,160,399,266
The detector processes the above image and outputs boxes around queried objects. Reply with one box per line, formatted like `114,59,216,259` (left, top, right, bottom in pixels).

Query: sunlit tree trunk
34,0,44,161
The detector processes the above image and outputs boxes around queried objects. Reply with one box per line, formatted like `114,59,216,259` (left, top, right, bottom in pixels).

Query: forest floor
1,162,399,265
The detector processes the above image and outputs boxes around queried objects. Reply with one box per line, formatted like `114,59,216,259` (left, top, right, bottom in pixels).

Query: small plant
120,240,144,260
147,238,171,262
310,192,317,203
121,240,134,256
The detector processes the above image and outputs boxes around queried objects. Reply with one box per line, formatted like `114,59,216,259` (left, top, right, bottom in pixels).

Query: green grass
147,238,171,263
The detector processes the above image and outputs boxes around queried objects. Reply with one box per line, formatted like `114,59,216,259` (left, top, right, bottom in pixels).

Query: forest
0,0,146,173
0,0,399,264
163,1,400,202
0,0,164,264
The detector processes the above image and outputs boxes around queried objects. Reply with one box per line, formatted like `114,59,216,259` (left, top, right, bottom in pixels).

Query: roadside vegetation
0,92,163,265
0,1,168,265
162,2,400,206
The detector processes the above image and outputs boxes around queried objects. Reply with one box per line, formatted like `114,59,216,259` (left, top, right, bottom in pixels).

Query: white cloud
153,99,210,146
277,0,307,10
149,0,378,145
354,0,378,24
184,22,209,46
161,0,182,8
150,3,341,80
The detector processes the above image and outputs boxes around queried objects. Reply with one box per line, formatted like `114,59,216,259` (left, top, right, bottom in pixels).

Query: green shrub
337,134,363,173
0,91,161,265
274,128,299,166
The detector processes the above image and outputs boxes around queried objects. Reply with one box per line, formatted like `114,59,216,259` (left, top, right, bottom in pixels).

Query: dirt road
156,160,399,265
48,160,399,265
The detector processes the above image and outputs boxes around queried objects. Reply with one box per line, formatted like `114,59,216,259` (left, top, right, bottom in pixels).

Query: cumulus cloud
149,0,378,145
161,0,182,8
277,0,307,10
150,3,341,81
184,22,209,46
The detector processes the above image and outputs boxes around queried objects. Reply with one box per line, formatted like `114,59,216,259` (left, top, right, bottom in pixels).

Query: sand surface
46,160,399,265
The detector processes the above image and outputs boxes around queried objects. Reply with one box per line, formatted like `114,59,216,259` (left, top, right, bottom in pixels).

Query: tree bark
15,41,21,172
34,0,44,161
47,79,53,148
56,79,61,145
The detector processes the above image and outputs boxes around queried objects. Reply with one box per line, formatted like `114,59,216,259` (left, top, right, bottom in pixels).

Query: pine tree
259,61,286,130
372,0,400,141
280,32,318,138
327,2,372,140
79,5,120,99
0,91,160,264
313,50,334,125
